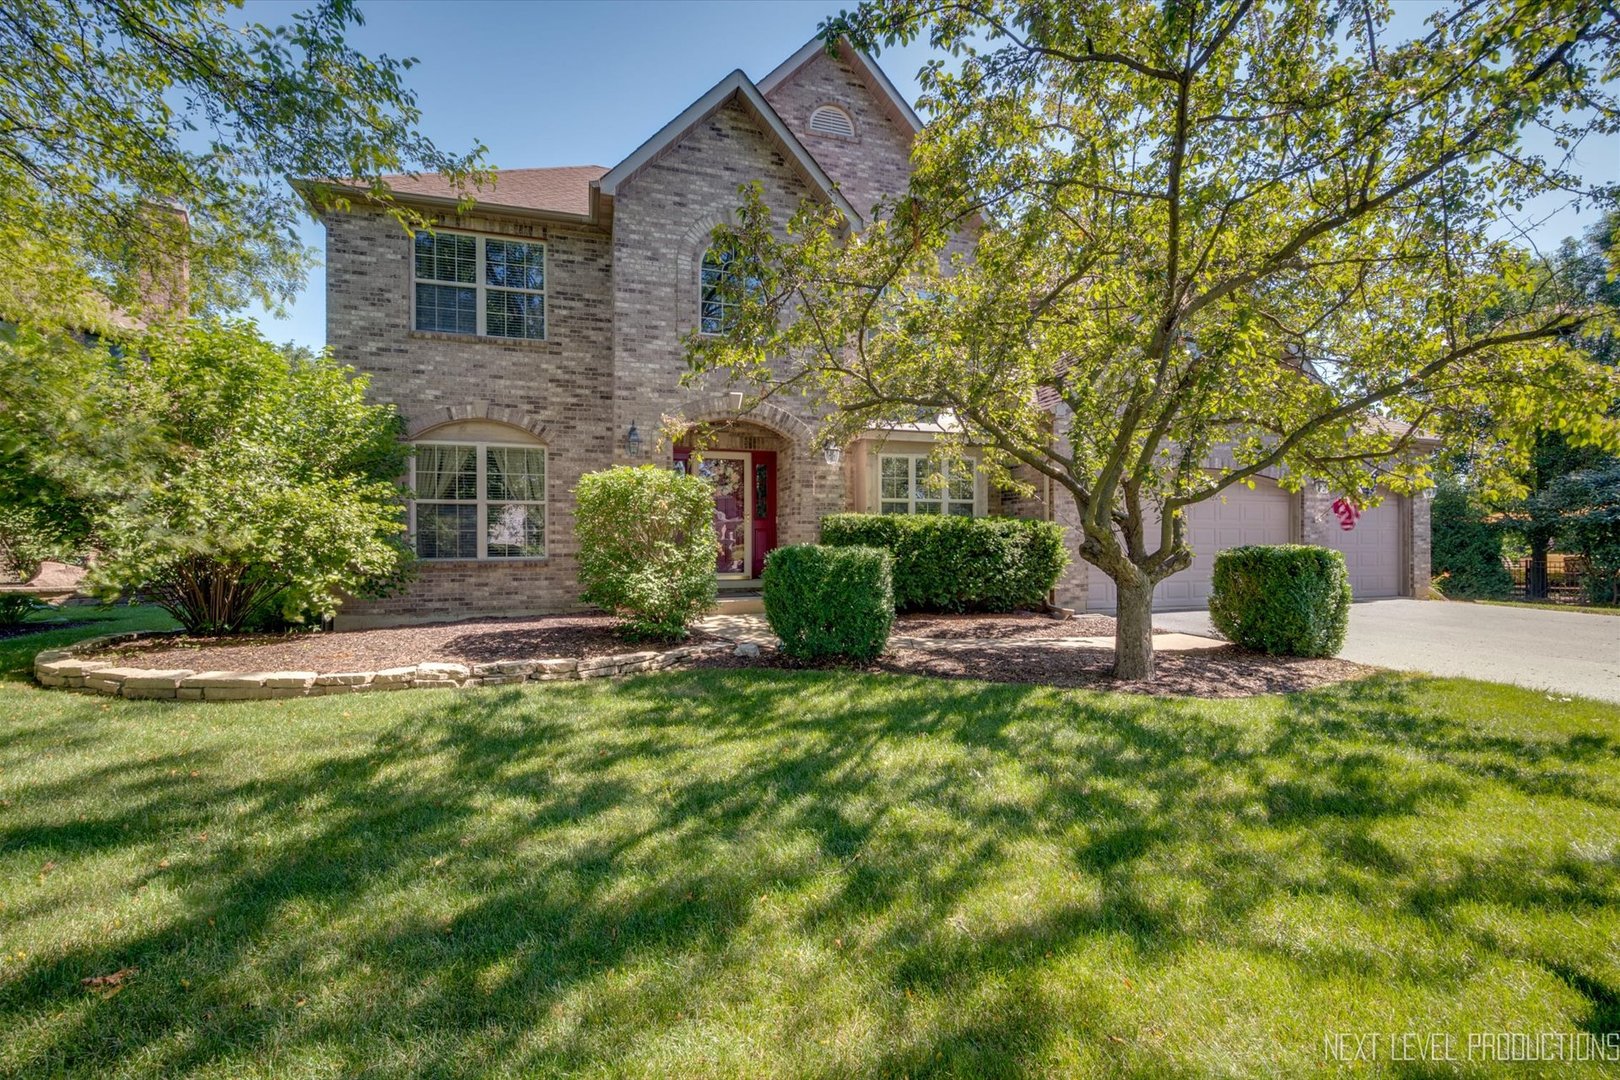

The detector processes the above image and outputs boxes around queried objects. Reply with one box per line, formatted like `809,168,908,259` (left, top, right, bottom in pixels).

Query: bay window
878,454,975,516
414,231,545,340
411,442,546,559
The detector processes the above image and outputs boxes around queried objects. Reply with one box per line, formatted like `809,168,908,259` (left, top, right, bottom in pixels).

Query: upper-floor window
414,231,545,340
879,454,976,516
808,104,856,139
411,440,547,559
700,246,748,335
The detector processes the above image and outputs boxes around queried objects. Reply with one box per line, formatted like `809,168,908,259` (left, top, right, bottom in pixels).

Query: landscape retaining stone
35,631,730,702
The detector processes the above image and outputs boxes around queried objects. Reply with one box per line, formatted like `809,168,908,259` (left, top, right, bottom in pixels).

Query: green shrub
819,513,1067,613
574,465,717,640
91,321,413,634
762,544,893,661
1208,545,1352,657
0,592,44,628
1430,479,1513,598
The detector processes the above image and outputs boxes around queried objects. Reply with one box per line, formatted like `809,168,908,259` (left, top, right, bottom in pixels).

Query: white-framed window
878,454,976,516
413,231,545,340
699,247,743,335
410,441,547,559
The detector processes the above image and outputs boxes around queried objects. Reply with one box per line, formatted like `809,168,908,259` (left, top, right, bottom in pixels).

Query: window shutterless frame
411,231,548,341
408,441,548,560
877,454,977,516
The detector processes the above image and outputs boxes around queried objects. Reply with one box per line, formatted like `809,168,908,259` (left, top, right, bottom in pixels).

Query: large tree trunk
1112,576,1156,681
1526,534,1549,599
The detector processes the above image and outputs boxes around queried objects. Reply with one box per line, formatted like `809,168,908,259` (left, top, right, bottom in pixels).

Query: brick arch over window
670,392,818,450
674,212,737,324
405,402,549,443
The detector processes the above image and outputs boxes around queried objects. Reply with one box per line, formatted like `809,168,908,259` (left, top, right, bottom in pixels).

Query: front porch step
714,593,765,615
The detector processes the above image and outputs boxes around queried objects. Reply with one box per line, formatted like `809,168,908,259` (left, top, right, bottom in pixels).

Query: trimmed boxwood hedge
819,514,1067,613
1208,544,1352,657
762,544,893,661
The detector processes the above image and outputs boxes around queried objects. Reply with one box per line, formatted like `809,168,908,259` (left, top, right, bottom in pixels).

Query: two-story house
303,37,1430,628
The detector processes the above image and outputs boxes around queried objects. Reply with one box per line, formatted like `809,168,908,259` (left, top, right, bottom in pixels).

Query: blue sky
240,0,1618,351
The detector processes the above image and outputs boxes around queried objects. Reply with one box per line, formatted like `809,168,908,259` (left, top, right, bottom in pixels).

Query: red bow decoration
1330,497,1360,531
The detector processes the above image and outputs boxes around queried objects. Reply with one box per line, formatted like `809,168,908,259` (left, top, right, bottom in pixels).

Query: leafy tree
0,0,486,326
0,324,168,579
690,0,1620,678
1546,461,1620,604
1430,479,1513,599
89,321,412,632
1502,213,1620,597
574,466,718,640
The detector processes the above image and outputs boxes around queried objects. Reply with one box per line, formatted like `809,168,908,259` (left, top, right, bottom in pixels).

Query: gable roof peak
595,68,860,228
758,36,922,134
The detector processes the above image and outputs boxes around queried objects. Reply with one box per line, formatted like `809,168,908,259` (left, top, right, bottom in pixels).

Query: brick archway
670,392,817,449
404,402,550,442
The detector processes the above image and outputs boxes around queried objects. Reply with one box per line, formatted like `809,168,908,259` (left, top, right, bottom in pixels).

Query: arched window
700,247,744,335
808,103,856,138
409,421,546,560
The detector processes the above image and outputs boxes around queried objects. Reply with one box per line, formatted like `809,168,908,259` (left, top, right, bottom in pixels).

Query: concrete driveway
1154,599,1620,702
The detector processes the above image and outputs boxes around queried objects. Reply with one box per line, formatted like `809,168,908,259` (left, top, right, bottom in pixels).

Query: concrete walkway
1153,599,1620,703
697,614,1224,654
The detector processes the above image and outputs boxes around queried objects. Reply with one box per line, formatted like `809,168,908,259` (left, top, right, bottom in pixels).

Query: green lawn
2,610,1618,1077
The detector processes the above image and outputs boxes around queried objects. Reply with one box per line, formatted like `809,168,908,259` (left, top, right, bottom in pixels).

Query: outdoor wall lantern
625,423,643,457
822,443,842,466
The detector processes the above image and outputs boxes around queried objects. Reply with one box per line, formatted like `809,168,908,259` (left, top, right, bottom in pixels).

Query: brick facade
762,50,914,221
319,43,1431,627
323,48,912,626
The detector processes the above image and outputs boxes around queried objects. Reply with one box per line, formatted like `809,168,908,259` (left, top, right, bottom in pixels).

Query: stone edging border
33,631,744,702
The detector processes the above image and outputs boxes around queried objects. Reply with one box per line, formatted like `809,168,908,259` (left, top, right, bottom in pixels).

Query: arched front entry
674,420,786,580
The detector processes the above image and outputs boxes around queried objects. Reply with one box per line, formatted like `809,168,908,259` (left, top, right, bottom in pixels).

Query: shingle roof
367,165,608,218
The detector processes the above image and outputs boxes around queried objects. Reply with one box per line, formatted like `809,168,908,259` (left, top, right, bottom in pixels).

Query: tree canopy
0,0,486,327
689,0,1620,678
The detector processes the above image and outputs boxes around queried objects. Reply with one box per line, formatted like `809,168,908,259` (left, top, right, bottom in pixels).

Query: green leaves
73,320,413,632
691,0,1617,584
573,466,718,640
0,0,486,326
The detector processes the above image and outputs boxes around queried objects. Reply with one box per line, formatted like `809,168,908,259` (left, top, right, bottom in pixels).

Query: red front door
750,451,777,578
675,446,778,579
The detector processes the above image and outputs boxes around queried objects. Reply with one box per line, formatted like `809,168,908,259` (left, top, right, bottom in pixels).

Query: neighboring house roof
595,69,861,228
759,37,923,135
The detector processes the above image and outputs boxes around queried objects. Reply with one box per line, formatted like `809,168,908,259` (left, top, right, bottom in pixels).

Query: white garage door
1087,479,1294,612
1327,492,1403,598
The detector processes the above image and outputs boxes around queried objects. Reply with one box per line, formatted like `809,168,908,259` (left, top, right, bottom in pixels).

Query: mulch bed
94,615,718,671
893,611,1165,639
696,612,1371,698
83,609,1368,698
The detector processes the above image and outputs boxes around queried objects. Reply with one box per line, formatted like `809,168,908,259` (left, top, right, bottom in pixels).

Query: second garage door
1087,478,1295,612
1327,492,1404,598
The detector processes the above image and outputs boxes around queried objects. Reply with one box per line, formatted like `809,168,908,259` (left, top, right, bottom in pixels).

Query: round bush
1208,544,1352,657
819,513,1067,612
574,465,717,640
762,544,893,661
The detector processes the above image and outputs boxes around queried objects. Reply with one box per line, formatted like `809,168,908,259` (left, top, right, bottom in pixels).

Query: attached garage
1086,477,1295,612
1326,491,1405,598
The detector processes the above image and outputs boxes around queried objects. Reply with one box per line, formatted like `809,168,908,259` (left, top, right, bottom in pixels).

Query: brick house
303,38,1430,629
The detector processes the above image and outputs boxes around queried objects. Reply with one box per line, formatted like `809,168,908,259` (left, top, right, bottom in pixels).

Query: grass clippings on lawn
92,614,719,672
